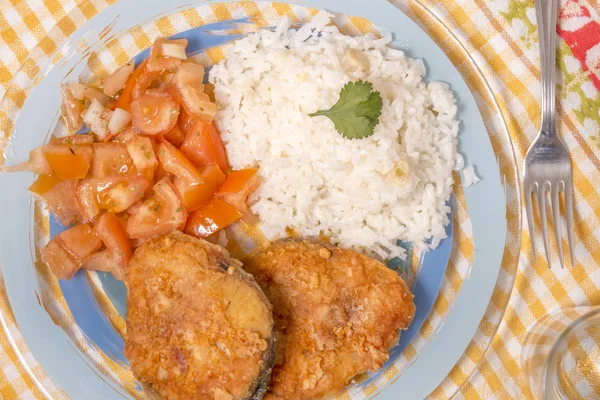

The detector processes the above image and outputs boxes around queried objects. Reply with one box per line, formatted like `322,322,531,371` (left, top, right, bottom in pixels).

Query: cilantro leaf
309,80,383,139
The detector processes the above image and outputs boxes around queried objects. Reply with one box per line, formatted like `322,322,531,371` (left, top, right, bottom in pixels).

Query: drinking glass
521,306,600,399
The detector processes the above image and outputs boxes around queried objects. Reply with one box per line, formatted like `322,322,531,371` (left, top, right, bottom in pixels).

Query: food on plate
4,38,259,281
5,11,446,398
210,11,460,258
243,239,416,400
309,80,383,139
125,232,274,400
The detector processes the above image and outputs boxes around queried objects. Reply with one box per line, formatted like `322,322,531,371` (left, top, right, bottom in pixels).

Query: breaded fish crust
125,232,275,400
244,240,416,400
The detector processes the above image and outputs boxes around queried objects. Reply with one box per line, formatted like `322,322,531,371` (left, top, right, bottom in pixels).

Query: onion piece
161,43,187,60
68,82,110,105
83,99,110,140
103,61,134,97
83,98,104,126
108,108,132,134
4,147,52,174
60,84,84,132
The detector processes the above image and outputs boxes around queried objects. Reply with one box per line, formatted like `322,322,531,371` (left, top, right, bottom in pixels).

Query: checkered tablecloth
1,0,600,398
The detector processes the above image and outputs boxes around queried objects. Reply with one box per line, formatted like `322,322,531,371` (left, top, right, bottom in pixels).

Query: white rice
209,12,461,258
462,165,480,187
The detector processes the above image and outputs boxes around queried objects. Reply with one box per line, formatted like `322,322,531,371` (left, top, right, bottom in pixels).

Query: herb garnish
309,80,382,139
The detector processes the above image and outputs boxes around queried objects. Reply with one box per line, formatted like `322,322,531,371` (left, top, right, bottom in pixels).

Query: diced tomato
146,38,189,73
42,144,93,180
97,176,150,213
154,162,170,182
180,122,229,174
68,82,110,105
42,179,81,226
216,168,260,217
127,177,187,240
91,142,134,178
185,198,242,238
125,135,158,179
29,174,62,196
76,176,149,221
131,90,179,135
103,61,134,97
82,250,118,273
174,165,226,212
131,69,161,101
178,107,197,135
4,147,52,175
94,212,132,280
56,224,103,264
125,201,143,215
51,134,95,145
114,60,147,111
111,127,136,144
75,179,102,222
60,84,84,132
40,239,80,280
156,139,202,181
164,123,186,148
173,62,217,122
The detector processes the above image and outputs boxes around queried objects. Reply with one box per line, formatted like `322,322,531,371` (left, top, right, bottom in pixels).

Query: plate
0,0,520,399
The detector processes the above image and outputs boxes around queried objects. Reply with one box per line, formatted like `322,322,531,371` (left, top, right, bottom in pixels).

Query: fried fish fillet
244,240,416,400
125,232,275,400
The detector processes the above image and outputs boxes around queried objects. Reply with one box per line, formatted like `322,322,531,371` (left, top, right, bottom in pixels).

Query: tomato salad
5,39,259,281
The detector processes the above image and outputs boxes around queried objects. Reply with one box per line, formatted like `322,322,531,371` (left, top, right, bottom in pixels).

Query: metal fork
523,0,575,268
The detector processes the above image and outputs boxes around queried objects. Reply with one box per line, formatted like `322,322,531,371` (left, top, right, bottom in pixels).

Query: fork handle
536,0,558,136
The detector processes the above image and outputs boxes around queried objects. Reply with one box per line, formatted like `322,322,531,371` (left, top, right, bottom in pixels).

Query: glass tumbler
520,306,600,399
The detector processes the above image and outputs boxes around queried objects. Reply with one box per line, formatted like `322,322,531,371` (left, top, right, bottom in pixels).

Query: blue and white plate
0,1,519,398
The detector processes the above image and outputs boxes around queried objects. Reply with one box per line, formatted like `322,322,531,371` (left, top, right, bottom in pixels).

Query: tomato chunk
91,142,134,178
114,60,147,111
180,123,229,174
42,179,81,226
75,179,102,222
40,239,80,280
131,90,179,135
126,135,158,180
94,212,132,280
97,176,150,213
146,38,188,73
56,224,102,264
173,62,217,122
156,139,202,181
29,174,62,196
216,168,259,217
174,165,226,212
185,198,242,238
131,69,161,101
51,134,95,145
4,147,52,175
60,84,84,132
127,177,187,241
76,176,149,222
164,124,186,148
42,144,93,180
82,250,119,273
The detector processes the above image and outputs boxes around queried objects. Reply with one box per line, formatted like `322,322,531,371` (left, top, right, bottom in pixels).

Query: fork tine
525,182,537,262
564,181,575,267
551,183,564,269
537,183,552,266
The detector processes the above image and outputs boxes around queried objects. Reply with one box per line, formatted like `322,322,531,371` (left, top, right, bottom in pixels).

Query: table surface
1,0,600,399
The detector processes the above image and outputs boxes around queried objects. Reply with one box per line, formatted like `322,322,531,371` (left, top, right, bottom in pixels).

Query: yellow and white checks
0,0,599,399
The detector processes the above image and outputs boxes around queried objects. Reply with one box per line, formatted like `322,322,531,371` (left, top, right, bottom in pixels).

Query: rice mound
209,12,460,259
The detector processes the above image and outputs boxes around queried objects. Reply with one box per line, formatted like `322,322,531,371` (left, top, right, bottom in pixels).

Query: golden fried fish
244,240,415,400
125,232,275,400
